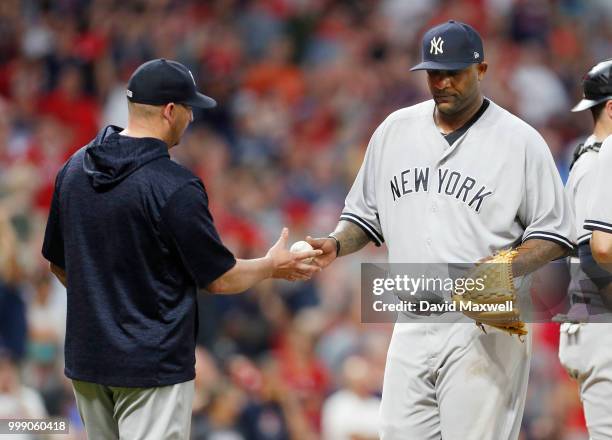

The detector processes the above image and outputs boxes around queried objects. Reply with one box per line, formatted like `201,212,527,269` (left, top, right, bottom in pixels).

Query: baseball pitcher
308,21,574,439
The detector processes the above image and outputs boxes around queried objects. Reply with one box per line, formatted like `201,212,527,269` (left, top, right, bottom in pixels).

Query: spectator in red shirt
38,65,100,157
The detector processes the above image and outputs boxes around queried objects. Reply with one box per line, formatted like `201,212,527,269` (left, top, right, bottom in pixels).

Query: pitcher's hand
266,228,322,281
305,236,338,269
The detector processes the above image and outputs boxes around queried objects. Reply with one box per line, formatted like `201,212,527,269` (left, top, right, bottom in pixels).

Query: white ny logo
430,37,444,55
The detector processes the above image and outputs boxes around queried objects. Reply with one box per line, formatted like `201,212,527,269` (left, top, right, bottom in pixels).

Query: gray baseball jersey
560,132,612,440
354,98,570,440
585,135,612,233
342,99,574,264
565,136,605,310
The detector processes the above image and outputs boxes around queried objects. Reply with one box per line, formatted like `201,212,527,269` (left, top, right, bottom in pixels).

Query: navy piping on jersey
577,232,592,245
584,219,612,233
522,230,574,250
441,99,490,146
339,212,384,246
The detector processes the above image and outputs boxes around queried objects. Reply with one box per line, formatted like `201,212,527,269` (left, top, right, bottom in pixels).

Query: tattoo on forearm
512,239,568,277
332,220,371,257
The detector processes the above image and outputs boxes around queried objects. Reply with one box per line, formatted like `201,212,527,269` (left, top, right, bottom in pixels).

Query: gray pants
72,379,195,440
559,322,612,440
379,314,531,440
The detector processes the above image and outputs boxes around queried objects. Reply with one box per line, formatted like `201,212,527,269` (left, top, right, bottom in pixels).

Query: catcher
558,59,612,439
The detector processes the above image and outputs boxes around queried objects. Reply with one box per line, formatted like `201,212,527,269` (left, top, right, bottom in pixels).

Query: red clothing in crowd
38,90,99,157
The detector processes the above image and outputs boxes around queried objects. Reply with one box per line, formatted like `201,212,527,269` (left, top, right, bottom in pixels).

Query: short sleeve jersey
585,135,612,233
342,99,574,263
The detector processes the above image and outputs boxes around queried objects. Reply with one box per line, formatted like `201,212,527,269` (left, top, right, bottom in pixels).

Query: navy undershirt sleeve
579,242,612,290
160,181,236,289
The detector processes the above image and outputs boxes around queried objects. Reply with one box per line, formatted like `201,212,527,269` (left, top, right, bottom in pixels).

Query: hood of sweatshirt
83,125,169,191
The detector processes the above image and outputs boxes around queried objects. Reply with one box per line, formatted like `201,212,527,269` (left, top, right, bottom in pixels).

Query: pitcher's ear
477,62,488,81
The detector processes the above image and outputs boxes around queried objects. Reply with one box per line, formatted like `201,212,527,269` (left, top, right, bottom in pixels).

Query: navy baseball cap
127,59,216,108
410,20,484,71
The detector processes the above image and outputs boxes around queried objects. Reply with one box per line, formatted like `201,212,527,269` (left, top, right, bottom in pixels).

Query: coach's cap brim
410,60,477,71
571,96,611,112
182,92,217,109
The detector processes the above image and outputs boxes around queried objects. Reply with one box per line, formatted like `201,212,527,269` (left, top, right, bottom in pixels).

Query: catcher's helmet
572,59,612,112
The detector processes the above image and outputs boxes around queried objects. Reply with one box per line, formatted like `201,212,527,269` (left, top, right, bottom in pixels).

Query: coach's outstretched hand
267,228,322,281
305,236,338,268
207,228,322,293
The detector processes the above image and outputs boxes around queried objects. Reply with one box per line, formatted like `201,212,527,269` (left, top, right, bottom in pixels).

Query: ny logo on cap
430,36,444,55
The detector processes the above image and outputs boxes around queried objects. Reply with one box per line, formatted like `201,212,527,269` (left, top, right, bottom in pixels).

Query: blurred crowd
1,0,611,438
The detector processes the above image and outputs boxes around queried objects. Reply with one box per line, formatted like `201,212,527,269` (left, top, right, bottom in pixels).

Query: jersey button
426,238,432,246
431,204,437,212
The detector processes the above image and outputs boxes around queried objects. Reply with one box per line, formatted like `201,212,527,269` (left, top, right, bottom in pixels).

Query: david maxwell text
372,300,514,313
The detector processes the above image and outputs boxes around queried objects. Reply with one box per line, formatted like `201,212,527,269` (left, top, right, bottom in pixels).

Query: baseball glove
452,249,527,338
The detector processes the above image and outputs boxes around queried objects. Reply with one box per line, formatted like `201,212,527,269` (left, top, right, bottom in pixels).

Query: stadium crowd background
0,0,610,438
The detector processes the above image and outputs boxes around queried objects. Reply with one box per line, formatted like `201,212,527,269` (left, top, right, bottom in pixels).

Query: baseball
290,240,314,264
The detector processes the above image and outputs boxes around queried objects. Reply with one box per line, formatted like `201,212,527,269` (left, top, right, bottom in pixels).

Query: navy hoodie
42,125,235,387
